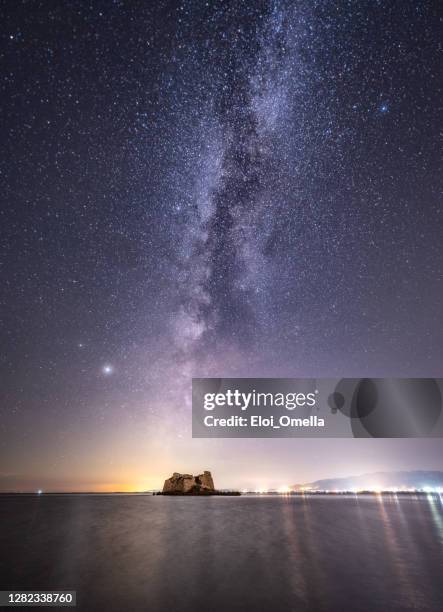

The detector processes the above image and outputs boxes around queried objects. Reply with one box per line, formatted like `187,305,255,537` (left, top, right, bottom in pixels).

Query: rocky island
159,471,240,495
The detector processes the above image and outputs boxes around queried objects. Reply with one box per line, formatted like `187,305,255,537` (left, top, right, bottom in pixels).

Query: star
102,365,114,376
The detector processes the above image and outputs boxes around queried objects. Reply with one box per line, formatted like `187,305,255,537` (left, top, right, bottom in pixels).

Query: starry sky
1,0,442,492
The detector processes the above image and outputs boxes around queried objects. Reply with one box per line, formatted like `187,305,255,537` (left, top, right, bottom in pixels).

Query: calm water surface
1,494,443,611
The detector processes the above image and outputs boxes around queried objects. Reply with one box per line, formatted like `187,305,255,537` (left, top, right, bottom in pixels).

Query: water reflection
1,494,442,611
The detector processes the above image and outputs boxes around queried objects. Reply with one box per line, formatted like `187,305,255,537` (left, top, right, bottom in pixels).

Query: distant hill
291,470,443,491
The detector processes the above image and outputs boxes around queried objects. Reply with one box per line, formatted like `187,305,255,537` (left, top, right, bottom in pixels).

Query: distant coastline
0,490,441,497
3,469,442,496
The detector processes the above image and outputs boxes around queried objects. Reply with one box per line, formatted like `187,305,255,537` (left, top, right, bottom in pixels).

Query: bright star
102,365,113,375
379,103,389,113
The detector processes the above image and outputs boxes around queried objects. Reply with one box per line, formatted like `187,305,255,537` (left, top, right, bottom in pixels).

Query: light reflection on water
1,494,442,611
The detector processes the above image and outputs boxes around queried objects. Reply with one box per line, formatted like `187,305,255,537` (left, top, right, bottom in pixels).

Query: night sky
1,1,442,492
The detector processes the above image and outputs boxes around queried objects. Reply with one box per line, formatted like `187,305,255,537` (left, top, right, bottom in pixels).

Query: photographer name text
204,414,325,429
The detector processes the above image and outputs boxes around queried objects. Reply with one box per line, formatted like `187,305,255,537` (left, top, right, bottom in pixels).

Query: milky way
1,1,442,490
166,0,442,379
